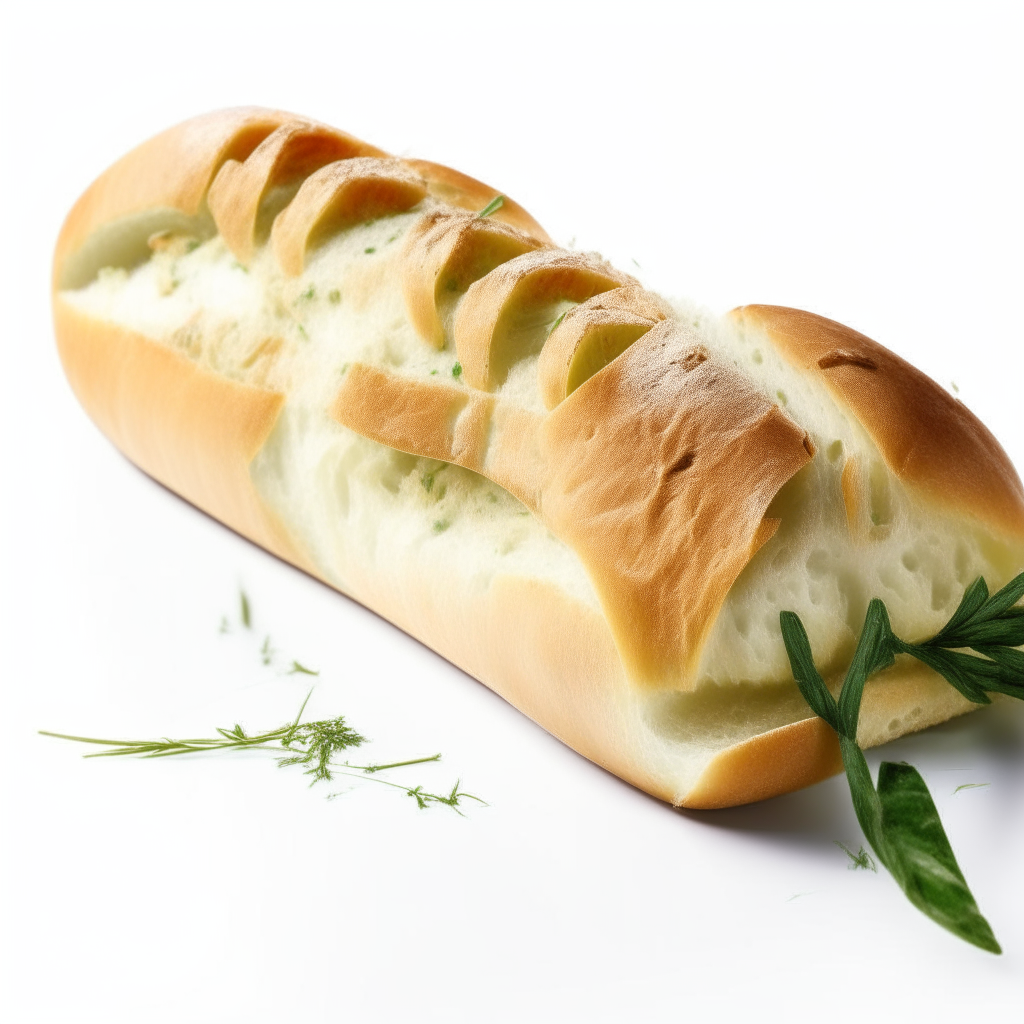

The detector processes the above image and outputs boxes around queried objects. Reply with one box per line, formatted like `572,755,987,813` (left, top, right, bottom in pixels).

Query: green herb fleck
240,591,252,629
219,616,230,635
549,311,568,335
954,782,991,794
40,691,484,813
364,246,376,255
779,568,1024,954
328,289,341,304
835,841,877,871
185,239,201,254
452,362,463,379
340,362,350,375
297,324,309,340
433,519,451,534
430,369,439,375
477,195,505,219
232,261,248,274
261,636,274,666
288,660,320,677
387,234,398,244
298,285,315,301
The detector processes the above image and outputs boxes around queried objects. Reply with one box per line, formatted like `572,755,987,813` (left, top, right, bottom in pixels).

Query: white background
3,2,1024,1021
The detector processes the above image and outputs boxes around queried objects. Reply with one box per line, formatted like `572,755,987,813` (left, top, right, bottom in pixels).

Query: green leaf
902,646,992,705
933,576,989,642
973,644,1024,676
974,570,1024,621
958,609,1024,648
876,762,1000,953
779,612,839,730
782,593,1006,954
837,599,895,740
477,195,505,219
839,735,885,858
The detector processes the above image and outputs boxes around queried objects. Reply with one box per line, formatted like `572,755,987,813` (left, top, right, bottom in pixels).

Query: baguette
52,108,1024,808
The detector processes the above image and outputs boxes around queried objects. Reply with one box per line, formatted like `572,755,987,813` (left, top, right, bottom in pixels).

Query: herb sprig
477,195,505,219
780,570,1024,953
41,691,485,814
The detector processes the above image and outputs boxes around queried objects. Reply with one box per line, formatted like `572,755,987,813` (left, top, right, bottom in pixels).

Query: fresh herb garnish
834,840,876,871
549,311,568,335
477,195,505,219
953,782,991,794
40,691,484,813
780,570,1024,953
328,289,341,304
364,246,376,254
452,362,462,379
240,591,252,629
288,660,319,676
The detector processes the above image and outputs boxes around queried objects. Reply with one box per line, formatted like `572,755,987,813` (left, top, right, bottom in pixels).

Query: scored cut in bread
52,108,1024,808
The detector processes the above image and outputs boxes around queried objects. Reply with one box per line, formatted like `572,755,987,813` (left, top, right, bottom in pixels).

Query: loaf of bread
52,108,1024,808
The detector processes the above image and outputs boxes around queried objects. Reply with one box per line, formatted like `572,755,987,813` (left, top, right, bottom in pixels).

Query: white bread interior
53,109,1024,807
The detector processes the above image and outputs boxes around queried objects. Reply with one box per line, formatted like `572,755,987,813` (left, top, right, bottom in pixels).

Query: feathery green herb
953,782,990,794
288,660,319,676
477,195,505,219
40,691,484,813
834,841,876,871
780,569,1024,954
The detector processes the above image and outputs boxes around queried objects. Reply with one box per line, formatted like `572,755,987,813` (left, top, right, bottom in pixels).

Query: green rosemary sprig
780,570,1024,954
40,691,484,813
477,194,505,219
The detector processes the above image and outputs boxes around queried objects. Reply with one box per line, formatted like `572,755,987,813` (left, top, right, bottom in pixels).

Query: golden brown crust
537,285,669,409
52,301,313,574
208,122,384,264
329,321,813,690
683,717,843,809
401,209,546,349
271,158,427,276
403,159,552,242
55,108,297,290
331,364,497,475
454,249,636,390
541,320,813,688
732,304,1024,540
